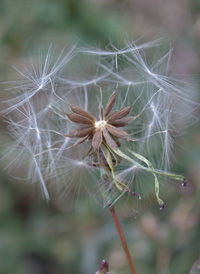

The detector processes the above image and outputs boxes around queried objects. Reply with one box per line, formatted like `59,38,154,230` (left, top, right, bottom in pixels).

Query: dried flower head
2,40,198,210
66,90,135,150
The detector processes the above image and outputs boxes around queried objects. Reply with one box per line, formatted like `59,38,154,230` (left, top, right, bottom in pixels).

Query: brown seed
107,106,132,122
66,113,93,125
66,127,93,138
110,116,136,127
106,124,129,140
92,129,103,150
104,90,117,118
99,104,104,120
73,135,89,146
103,128,118,150
69,105,95,121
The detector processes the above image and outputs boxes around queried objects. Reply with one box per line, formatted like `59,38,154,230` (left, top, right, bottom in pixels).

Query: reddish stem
109,205,137,274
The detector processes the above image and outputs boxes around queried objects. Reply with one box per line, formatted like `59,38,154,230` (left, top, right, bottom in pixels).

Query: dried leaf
110,116,136,127
107,106,132,122
103,128,118,150
101,145,134,195
92,129,102,150
66,127,93,138
66,113,93,125
106,124,129,140
69,105,95,121
104,90,117,118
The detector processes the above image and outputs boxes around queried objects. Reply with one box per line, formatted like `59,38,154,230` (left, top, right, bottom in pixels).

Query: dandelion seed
3,44,76,114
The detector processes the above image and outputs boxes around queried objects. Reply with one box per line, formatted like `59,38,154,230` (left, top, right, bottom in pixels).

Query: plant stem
109,205,137,274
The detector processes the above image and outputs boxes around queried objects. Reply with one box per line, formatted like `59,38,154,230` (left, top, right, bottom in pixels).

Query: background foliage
0,1,200,273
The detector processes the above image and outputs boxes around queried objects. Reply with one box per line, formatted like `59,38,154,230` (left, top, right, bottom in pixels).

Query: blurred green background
0,0,200,273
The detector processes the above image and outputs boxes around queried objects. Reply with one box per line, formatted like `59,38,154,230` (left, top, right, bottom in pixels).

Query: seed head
2,40,196,209
66,90,134,151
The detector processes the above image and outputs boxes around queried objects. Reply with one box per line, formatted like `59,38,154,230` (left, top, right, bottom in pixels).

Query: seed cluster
66,90,136,151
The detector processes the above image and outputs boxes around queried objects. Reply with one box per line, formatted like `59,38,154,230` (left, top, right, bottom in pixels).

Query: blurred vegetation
0,0,200,273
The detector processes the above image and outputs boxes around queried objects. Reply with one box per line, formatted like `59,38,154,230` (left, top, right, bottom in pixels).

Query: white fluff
2,40,199,206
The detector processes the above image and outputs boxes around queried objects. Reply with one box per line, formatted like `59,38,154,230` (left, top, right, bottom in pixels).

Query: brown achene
66,90,135,150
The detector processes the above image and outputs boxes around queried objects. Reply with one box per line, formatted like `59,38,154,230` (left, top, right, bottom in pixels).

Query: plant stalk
109,205,137,274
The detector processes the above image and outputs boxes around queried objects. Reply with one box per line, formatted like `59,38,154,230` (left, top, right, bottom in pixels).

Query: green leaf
100,145,133,195
113,145,185,206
